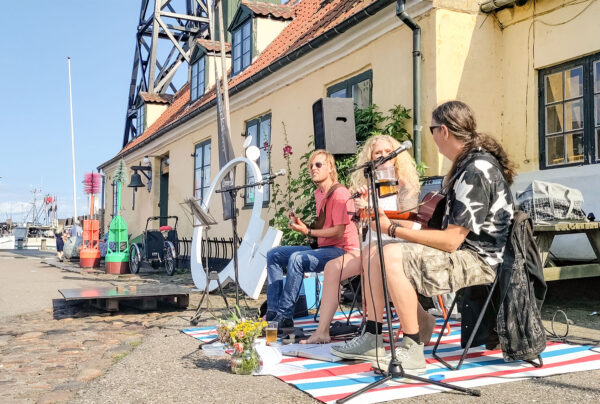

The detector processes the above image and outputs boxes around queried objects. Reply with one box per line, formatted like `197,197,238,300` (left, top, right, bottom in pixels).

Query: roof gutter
480,0,528,13
396,0,421,164
99,0,397,170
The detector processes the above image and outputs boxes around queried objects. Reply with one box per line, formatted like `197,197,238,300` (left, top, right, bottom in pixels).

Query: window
190,56,206,101
327,70,373,109
539,53,600,168
194,140,211,201
232,19,252,75
135,105,145,136
244,114,271,206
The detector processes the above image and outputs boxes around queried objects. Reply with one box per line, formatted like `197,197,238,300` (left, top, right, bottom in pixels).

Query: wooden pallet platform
58,284,190,312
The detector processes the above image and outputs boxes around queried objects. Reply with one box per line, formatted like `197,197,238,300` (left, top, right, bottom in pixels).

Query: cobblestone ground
0,257,201,404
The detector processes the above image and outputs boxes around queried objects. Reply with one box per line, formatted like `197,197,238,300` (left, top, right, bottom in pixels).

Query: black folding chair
432,276,543,370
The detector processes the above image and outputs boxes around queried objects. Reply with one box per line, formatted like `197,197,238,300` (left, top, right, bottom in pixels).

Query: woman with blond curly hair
303,135,435,344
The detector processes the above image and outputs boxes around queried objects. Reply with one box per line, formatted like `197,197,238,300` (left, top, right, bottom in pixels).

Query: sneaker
274,314,294,336
330,332,385,361
265,311,277,321
371,337,426,374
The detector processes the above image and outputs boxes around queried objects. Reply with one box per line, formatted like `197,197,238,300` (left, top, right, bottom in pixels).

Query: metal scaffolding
123,0,210,147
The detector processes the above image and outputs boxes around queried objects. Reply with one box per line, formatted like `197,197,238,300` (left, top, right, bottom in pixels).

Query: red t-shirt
314,186,360,251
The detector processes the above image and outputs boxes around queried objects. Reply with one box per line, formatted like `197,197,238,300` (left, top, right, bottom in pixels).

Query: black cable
544,309,600,346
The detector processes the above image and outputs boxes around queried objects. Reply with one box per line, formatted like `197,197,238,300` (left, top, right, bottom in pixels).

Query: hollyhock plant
283,144,293,158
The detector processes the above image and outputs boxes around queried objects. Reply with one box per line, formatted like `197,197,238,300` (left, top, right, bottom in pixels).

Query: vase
230,343,259,375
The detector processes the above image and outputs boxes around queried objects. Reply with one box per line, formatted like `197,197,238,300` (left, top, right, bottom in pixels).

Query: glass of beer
266,321,278,344
375,166,398,198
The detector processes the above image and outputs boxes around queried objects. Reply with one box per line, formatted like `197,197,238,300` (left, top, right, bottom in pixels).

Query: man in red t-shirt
266,150,359,330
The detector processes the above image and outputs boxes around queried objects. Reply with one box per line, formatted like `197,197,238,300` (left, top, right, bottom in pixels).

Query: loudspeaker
312,97,356,155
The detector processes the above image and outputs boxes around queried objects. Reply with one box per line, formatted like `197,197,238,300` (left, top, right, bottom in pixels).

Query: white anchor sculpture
190,139,282,299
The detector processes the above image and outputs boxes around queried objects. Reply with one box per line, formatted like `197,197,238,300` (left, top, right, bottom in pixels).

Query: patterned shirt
442,151,514,269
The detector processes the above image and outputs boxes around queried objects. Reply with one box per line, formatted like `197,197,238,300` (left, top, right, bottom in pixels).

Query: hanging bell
128,171,144,188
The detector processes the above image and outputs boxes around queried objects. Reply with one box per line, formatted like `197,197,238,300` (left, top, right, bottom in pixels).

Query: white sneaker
371,337,426,374
330,332,385,361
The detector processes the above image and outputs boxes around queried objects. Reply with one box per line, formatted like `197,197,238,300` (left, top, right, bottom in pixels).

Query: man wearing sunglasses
265,150,360,331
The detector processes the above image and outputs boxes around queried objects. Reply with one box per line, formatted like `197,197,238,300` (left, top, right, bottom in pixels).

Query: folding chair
312,274,362,323
432,277,543,370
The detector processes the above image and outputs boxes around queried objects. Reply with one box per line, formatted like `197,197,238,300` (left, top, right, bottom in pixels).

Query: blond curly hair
349,135,420,210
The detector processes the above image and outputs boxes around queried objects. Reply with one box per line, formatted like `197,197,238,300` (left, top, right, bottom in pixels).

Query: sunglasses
309,161,324,169
429,125,441,134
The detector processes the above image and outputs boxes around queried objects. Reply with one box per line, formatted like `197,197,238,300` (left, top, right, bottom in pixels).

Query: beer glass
266,321,278,344
375,166,398,198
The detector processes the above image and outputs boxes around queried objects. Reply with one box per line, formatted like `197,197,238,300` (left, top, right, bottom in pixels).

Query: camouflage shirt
442,151,514,269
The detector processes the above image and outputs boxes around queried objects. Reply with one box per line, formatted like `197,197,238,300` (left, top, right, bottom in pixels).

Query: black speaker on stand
312,97,357,155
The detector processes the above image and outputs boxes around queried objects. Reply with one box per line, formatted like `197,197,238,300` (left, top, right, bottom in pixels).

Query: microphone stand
216,175,275,308
339,159,480,403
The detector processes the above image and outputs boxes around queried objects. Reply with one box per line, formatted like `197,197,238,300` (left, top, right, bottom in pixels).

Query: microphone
378,140,412,165
264,169,286,179
350,190,362,199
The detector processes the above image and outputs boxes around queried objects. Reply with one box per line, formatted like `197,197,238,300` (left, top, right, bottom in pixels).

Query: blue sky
0,1,145,222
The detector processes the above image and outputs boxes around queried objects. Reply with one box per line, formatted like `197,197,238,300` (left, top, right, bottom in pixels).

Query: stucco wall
497,0,600,173
255,17,289,55
101,0,600,243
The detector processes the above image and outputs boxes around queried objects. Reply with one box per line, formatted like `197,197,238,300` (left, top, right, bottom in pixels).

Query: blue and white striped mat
182,312,600,403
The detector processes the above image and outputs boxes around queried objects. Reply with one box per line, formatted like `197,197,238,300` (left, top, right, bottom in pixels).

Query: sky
0,1,171,223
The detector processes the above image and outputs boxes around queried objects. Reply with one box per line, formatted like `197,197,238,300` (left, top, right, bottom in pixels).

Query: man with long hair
332,101,516,373
265,150,360,330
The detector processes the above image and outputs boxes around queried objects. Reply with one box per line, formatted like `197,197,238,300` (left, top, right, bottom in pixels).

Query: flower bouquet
216,308,267,375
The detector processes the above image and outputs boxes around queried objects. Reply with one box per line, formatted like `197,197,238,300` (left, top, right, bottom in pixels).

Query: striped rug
181,312,600,403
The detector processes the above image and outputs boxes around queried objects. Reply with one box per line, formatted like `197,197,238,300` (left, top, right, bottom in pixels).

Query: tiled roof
115,0,387,158
139,92,174,104
242,0,295,20
196,39,231,53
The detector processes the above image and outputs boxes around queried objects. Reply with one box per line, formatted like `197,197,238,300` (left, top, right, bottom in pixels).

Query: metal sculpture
190,152,282,300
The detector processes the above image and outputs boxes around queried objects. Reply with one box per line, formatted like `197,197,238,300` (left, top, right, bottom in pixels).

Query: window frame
327,69,373,108
135,104,145,137
193,140,211,202
244,113,271,207
538,52,600,170
190,56,206,102
232,18,252,76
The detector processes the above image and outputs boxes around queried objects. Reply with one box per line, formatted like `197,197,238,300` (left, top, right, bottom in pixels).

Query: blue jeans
266,245,345,319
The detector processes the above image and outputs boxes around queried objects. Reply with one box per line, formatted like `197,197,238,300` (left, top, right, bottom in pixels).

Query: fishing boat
13,224,56,250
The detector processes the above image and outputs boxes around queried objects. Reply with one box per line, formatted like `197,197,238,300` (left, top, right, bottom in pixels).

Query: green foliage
269,104,415,246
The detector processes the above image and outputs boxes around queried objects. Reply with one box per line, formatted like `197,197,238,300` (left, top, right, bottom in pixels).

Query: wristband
307,229,312,237
412,222,422,230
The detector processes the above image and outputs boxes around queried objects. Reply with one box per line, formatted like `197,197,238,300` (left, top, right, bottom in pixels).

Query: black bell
128,171,144,188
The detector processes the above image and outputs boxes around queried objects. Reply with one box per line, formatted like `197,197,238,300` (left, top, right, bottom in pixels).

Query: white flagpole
67,57,77,222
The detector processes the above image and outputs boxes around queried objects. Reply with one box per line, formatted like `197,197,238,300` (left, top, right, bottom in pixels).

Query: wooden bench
533,221,600,281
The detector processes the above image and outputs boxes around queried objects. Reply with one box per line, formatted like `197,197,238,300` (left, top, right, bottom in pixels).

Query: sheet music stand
184,198,230,325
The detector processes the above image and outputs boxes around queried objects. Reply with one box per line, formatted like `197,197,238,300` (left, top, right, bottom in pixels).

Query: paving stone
53,380,86,391
16,331,44,340
36,390,73,404
76,368,103,381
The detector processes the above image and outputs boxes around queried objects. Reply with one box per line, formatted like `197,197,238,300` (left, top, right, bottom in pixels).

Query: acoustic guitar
357,191,446,229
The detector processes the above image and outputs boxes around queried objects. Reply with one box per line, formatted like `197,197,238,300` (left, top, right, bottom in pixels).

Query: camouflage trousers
388,243,496,297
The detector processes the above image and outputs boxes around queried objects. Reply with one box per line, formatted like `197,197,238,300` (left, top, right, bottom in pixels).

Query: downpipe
396,0,422,164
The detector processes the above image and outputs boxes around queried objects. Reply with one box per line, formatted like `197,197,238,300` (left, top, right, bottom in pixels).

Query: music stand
339,152,480,403
184,198,231,325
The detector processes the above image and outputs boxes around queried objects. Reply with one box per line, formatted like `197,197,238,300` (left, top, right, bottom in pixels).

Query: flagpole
67,57,78,222
216,0,231,132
